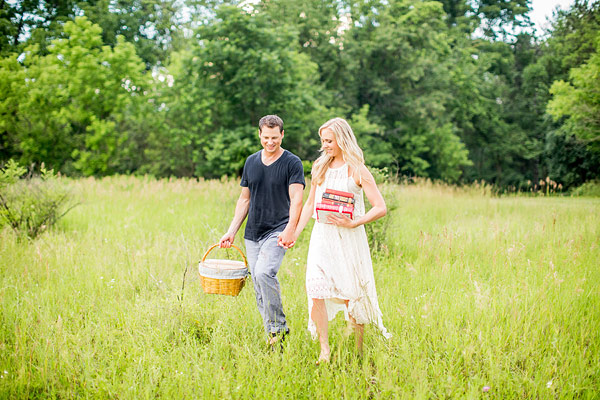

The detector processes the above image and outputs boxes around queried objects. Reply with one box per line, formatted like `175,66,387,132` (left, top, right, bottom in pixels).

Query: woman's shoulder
348,163,371,186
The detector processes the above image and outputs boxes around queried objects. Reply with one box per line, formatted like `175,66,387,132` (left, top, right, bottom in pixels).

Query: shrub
0,160,78,239
364,167,399,255
570,180,600,197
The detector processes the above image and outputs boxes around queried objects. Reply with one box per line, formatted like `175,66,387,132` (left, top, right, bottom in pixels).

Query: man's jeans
245,231,289,335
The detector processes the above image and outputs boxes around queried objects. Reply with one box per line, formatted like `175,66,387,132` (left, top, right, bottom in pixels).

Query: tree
340,0,472,181
0,0,77,56
77,0,183,68
438,0,531,37
545,130,600,188
547,33,600,147
528,0,600,187
451,36,550,186
0,17,148,175
257,0,348,93
142,5,329,178
0,0,182,67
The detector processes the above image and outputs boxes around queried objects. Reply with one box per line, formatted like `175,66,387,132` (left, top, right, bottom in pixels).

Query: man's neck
262,148,284,165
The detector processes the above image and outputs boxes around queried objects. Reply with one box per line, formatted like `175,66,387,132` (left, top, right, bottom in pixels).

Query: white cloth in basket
198,259,248,280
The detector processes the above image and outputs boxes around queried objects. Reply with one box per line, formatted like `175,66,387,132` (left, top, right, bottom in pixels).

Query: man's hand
277,228,296,249
219,232,235,248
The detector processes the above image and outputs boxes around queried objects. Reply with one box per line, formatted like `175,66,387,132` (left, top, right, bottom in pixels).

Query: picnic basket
198,243,249,296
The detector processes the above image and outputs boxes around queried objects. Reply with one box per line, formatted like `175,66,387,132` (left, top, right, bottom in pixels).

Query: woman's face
320,128,342,159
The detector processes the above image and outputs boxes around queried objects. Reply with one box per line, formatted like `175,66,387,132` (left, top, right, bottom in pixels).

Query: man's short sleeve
240,158,249,187
288,156,305,187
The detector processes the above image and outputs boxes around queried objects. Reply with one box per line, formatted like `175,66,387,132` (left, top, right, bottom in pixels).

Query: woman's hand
277,228,296,249
326,213,356,228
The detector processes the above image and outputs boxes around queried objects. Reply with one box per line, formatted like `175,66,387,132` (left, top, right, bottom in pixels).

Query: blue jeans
245,231,288,335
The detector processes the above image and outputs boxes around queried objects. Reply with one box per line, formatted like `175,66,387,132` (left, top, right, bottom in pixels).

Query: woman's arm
326,165,387,228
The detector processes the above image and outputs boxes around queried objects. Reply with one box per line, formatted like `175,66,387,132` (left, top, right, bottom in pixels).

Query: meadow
1,176,599,399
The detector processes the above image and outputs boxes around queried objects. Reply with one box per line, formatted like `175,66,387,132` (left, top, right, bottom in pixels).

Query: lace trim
306,276,334,298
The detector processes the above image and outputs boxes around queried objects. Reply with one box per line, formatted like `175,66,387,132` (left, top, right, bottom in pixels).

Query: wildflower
483,386,490,392
547,379,553,388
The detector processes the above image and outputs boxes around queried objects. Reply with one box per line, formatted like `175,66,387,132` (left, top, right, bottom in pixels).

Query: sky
529,0,576,31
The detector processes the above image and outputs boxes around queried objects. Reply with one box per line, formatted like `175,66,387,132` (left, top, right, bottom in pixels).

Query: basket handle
202,243,248,267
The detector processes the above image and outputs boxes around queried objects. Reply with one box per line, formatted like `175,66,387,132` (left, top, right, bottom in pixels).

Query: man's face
259,126,284,154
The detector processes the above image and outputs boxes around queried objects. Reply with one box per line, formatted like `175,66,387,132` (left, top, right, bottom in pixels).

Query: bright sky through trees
530,0,576,30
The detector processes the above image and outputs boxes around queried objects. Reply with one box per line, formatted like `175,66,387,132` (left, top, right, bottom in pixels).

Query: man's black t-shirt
241,149,305,242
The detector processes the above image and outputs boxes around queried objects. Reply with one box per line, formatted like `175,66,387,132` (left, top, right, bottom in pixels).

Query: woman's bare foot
316,349,331,365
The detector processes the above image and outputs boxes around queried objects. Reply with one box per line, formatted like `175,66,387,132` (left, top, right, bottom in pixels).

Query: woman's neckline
328,162,346,171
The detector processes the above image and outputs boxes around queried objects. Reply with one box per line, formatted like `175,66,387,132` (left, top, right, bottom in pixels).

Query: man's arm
277,183,304,248
219,187,251,248
290,180,317,243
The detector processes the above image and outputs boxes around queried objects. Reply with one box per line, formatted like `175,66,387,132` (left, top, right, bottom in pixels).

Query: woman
292,117,391,364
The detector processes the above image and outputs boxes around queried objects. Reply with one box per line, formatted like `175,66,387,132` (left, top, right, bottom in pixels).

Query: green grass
1,176,599,399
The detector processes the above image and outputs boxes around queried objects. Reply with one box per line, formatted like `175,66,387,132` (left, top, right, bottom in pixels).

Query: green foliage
0,17,148,175
438,0,530,36
202,127,256,178
0,0,77,56
545,131,600,188
549,0,600,73
350,105,394,169
0,54,26,160
0,159,26,186
570,180,600,197
0,0,599,190
194,5,327,148
257,0,348,92
548,33,600,146
0,160,77,239
524,1,600,188
77,0,183,68
0,0,181,66
341,0,472,182
364,168,400,255
144,5,329,177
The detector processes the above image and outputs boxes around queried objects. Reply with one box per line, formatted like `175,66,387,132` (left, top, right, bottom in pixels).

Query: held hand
219,232,235,248
278,238,296,249
326,213,357,228
277,230,296,249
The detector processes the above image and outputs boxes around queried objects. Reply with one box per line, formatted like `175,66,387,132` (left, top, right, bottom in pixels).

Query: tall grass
1,176,598,398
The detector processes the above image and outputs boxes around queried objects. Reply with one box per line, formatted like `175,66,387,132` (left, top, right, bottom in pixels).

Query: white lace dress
306,164,391,339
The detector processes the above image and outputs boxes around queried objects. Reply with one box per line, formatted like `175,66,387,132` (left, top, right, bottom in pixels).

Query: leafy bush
570,180,600,197
0,160,77,239
364,167,399,255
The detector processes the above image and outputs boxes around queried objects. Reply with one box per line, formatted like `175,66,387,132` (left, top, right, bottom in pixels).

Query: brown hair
259,115,284,133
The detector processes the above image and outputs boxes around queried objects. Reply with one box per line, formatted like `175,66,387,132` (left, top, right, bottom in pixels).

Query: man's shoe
268,329,290,352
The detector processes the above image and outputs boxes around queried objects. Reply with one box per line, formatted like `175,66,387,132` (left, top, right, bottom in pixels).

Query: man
220,115,304,347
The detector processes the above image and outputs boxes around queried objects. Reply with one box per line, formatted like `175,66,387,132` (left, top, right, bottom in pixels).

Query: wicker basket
198,243,249,296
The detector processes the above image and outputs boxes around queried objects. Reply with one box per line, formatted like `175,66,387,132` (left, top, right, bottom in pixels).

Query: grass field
1,176,599,399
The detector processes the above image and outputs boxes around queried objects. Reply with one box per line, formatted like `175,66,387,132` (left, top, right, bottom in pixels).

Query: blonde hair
311,118,365,186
